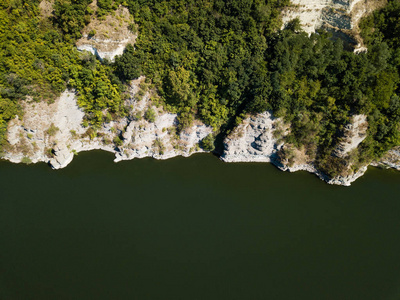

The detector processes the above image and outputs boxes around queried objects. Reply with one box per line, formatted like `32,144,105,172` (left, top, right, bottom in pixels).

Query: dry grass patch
76,4,137,55
39,0,54,19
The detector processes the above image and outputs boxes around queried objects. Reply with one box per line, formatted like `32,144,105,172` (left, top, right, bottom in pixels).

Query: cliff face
114,78,213,162
3,78,212,169
281,0,387,51
372,147,400,171
221,112,369,186
4,91,86,167
3,0,211,170
221,112,283,163
332,114,368,158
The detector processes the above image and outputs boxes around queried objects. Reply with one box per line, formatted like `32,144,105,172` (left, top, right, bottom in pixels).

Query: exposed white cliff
76,4,136,61
114,78,213,162
332,114,368,158
275,159,368,186
373,146,400,170
281,0,387,51
4,91,87,167
221,112,370,186
2,78,212,169
282,0,353,34
221,112,283,163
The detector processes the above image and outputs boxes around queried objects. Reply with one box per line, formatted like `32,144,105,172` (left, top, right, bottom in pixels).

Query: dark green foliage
88,29,96,37
113,136,123,146
360,0,400,50
201,134,215,151
357,0,400,161
53,0,92,40
264,26,400,171
114,44,141,81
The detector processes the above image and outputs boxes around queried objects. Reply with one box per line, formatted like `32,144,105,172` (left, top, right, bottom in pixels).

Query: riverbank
2,87,399,186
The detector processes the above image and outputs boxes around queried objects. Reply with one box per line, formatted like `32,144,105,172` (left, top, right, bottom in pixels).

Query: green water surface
1,152,400,300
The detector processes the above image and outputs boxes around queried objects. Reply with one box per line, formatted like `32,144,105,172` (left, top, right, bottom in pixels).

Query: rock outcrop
114,79,213,162
332,114,368,158
373,146,400,170
219,0,395,186
4,91,86,167
3,90,388,186
2,78,212,169
39,0,54,19
281,0,387,51
220,112,369,186
221,112,283,163
282,0,355,34
76,5,136,61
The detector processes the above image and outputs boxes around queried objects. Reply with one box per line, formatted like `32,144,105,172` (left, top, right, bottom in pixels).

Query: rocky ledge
2,77,212,170
221,112,396,186
2,89,398,186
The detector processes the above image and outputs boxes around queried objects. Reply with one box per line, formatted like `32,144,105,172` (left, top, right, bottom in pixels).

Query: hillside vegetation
0,0,399,178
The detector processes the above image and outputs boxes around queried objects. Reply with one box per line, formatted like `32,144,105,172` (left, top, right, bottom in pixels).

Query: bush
144,108,156,122
21,156,32,164
153,138,165,155
46,123,59,136
113,136,123,146
201,134,215,151
88,29,96,37
133,110,142,121
114,44,141,81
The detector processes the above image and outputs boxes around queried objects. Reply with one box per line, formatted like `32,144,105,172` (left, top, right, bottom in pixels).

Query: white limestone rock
49,144,74,169
114,87,213,162
333,114,368,158
3,78,213,170
221,112,283,163
221,112,372,186
76,37,134,62
282,0,354,34
373,146,400,170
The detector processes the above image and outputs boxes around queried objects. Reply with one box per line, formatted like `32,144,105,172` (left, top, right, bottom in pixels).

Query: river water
1,151,400,299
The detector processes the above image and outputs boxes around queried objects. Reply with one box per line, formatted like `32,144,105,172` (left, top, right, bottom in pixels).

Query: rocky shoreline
218,111,388,187
2,77,212,170
2,89,399,187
